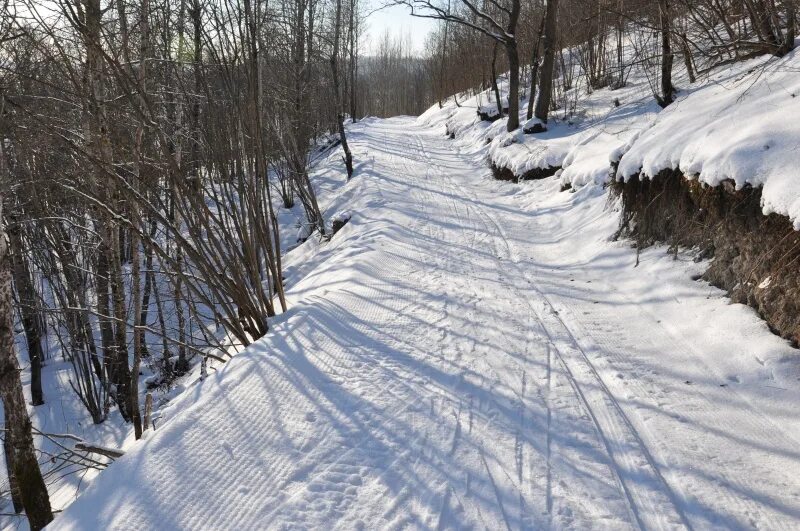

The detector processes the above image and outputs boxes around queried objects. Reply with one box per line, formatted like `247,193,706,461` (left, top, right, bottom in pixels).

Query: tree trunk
109,227,134,421
3,417,23,513
128,0,151,441
503,0,520,131
616,3,624,86
681,32,696,83
438,0,451,108
657,0,675,107
130,223,143,438
534,0,559,126
7,226,44,406
138,220,158,359
348,0,358,121
331,0,354,179
189,0,202,189
526,16,545,120
505,41,520,131
151,267,172,375
490,42,503,117
97,248,129,421
779,0,796,55
0,207,53,531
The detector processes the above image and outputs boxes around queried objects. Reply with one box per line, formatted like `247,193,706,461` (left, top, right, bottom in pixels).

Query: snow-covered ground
0,134,349,531
52,116,800,529
422,42,670,190
1,309,238,531
616,50,800,228
426,38,800,229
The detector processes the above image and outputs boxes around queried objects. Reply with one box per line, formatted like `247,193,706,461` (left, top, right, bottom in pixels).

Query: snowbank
616,49,800,228
419,68,662,190
421,40,800,231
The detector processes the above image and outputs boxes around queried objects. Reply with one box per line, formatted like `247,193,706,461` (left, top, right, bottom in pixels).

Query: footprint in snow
305,411,317,423
221,442,234,459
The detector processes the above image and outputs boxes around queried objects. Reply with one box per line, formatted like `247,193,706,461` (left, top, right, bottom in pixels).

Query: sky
364,2,438,56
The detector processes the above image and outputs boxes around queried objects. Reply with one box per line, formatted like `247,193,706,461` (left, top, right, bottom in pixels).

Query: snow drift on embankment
615,50,800,229
420,41,800,228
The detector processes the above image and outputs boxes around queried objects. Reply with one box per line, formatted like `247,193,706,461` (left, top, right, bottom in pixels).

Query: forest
1,0,798,528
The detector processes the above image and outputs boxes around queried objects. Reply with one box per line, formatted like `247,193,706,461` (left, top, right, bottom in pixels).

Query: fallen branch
74,443,125,459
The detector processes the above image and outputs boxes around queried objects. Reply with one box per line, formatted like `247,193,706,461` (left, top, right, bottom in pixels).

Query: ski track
53,117,800,531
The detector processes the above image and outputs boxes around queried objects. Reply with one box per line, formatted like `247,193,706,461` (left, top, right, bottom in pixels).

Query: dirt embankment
491,163,561,183
611,170,800,347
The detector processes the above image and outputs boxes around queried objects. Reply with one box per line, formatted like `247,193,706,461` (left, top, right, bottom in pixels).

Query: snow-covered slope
52,117,800,530
421,41,800,227
418,51,666,189
616,50,800,228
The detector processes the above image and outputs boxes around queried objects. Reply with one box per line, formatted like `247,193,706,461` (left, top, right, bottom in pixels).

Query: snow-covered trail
55,117,800,530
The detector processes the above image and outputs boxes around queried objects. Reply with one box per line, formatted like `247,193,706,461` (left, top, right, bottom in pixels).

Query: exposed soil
491,163,561,183
331,215,351,235
477,106,509,123
611,170,800,347
523,122,548,134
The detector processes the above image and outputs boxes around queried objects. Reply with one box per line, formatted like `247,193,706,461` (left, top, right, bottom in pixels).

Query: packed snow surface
53,116,800,530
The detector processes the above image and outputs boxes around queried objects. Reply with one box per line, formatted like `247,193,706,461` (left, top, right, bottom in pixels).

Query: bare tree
331,0,355,178
399,0,523,131
656,0,674,107
0,199,52,529
6,216,45,406
531,0,559,130
526,14,545,120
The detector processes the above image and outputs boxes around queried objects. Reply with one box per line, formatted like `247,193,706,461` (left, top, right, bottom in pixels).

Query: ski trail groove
413,130,690,530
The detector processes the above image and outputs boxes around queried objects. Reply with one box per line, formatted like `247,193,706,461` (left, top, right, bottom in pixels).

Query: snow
1,244,245,527
616,48,800,228
3,359,129,509
51,116,800,529
422,41,800,231
273,140,346,254
0,328,232,530
418,57,664,191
